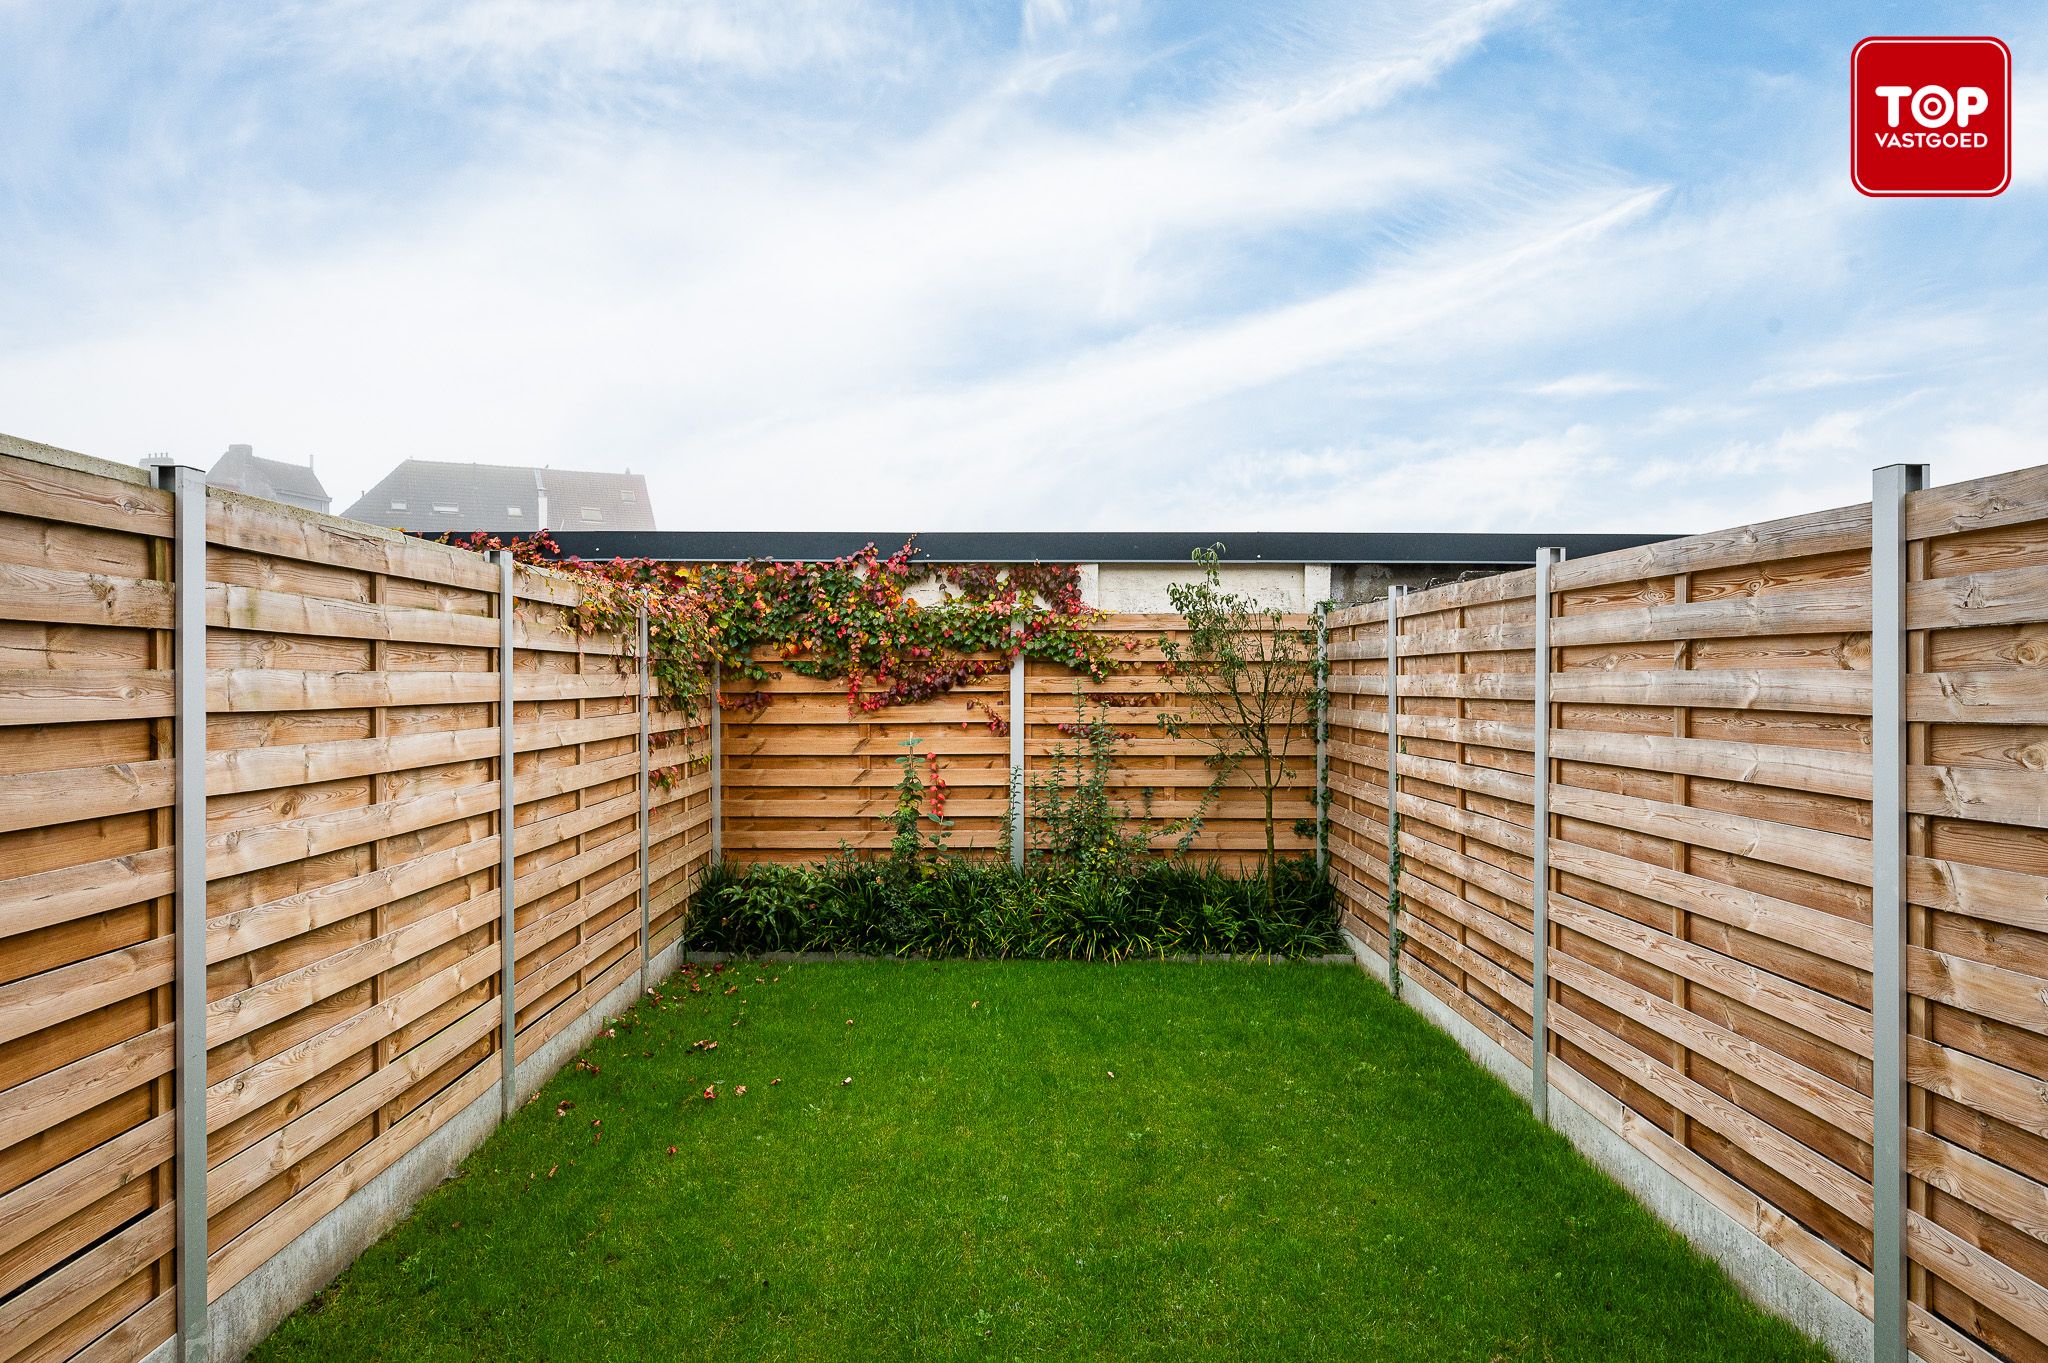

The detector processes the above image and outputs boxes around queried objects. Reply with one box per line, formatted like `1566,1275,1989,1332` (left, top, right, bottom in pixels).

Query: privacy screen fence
0,436,2044,1363
1327,462,2048,1363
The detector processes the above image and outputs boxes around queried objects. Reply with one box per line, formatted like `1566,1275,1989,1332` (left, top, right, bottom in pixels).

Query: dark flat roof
524,530,1679,566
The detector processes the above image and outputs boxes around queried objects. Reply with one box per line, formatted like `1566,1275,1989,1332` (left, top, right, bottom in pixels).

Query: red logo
1853,37,2011,196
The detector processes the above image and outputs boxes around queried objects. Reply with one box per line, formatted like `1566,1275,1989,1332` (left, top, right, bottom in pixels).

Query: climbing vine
440,532,1134,733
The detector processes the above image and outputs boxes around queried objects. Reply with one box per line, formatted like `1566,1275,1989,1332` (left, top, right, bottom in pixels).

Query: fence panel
197,490,512,1309
1543,503,1886,1334
0,450,180,1363
1902,465,2048,1363
718,653,1013,861
0,445,709,1363
1395,573,1540,1065
1331,464,2048,1363
1326,597,1393,952
718,615,1316,871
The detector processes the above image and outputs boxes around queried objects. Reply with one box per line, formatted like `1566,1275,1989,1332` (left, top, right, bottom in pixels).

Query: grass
255,960,1828,1362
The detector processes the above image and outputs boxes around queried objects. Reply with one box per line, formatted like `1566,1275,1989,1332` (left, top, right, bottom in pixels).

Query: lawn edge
178,937,694,1363
1341,929,1879,1363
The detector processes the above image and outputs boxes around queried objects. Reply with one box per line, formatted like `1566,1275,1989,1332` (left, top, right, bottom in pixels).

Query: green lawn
255,960,1827,1362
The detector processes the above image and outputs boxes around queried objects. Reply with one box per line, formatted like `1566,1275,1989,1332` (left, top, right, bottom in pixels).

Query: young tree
1158,546,1322,882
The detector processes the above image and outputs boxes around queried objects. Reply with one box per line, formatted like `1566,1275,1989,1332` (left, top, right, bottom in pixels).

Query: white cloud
0,0,2040,539
1523,372,1655,398
287,0,904,80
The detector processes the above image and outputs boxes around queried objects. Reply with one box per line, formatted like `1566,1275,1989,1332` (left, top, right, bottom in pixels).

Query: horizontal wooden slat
211,668,497,712
1548,500,1872,593
1548,667,1872,714
0,668,174,724
1549,582,1867,649
0,449,171,535
1551,729,1870,799
1909,564,2048,630
0,560,172,628
1908,765,2048,829
209,581,496,646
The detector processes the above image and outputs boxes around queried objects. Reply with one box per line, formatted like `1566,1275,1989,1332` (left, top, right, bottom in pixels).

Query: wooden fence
1328,462,2048,1363
6,429,2047,1363
721,615,1315,869
0,443,710,1363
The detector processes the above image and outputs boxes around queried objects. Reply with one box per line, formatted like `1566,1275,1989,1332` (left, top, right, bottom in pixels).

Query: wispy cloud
0,0,2040,534
1523,372,1656,399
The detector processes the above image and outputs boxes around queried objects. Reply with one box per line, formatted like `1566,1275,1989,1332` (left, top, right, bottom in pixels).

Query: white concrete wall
1089,563,1325,612
905,562,1332,612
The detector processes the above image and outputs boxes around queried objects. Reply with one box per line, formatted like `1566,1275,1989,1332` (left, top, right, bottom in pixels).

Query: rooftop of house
204,444,330,507
342,459,655,533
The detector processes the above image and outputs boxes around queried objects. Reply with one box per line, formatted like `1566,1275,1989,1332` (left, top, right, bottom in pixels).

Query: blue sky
1,0,2042,533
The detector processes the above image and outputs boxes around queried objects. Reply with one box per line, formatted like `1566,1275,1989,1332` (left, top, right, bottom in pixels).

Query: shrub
686,855,1337,961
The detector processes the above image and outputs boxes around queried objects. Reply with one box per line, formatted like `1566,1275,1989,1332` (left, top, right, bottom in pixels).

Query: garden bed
253,960,1824,1362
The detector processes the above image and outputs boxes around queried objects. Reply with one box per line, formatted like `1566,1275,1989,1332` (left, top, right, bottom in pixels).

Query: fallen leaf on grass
702,1086,717,1101
770,1078,781,1086
547,1165,558,1179
841,1077,853,1086
735,1085,748,1096
667,1146,677,1156
555,1100,576,1118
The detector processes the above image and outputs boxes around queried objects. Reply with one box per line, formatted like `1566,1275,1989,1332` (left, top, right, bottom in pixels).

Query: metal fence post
494,551,518,1119
1385,585,1405,999
1872,462,1927,1363
1009,646,1026,870
1314,605,1329,874
636,607,650,992
709,661,723,864
155,463,209,1363
1530,547,1564,1123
